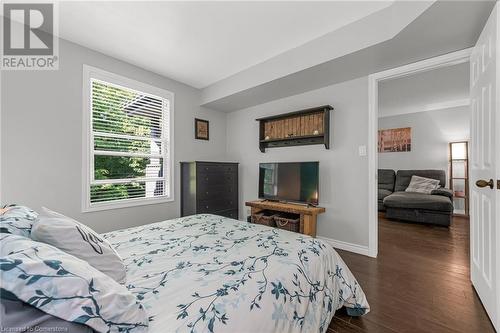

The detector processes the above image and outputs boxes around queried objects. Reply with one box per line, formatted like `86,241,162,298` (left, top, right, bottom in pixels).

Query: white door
470,3,499,331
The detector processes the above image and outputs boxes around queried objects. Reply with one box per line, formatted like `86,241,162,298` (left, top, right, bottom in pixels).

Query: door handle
476,179,494,189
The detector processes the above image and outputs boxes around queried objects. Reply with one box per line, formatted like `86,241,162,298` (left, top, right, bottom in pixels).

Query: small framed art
378,127,411,152
195,118,209,140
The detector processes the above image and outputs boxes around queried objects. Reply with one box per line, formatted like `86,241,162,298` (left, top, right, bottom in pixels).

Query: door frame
367,48,472,258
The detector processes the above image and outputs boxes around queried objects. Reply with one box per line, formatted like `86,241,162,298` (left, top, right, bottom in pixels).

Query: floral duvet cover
103,214,369,333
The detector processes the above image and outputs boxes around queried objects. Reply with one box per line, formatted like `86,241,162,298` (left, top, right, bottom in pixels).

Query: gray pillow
31,207,126,283
405,175,440,194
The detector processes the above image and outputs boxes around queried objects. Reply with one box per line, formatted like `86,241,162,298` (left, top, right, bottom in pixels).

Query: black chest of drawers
180,161,239,219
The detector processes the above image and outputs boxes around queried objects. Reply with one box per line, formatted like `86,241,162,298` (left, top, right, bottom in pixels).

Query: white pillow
31,207,126,284
0,234,147,333
405,175,441,194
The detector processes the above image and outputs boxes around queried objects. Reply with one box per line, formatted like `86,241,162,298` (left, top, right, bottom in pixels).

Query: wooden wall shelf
256,105,333,153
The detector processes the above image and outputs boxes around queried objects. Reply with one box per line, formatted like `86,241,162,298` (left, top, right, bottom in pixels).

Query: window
83,66,173,211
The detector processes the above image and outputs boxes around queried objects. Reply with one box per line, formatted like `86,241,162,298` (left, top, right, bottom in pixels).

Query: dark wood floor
328,214,495,333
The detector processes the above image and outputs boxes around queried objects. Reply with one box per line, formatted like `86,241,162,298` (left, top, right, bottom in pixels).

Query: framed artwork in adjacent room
194,118,209,140
378,127,411,152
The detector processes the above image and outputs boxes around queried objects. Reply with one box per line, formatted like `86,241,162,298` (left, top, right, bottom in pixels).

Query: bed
102,214,370,333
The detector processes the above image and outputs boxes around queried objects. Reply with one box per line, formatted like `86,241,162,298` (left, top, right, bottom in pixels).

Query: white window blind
83,68,173,211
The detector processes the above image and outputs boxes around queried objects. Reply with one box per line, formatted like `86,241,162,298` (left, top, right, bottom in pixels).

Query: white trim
0,68,2,205
317,236,371,257
370,48,472,83
367,48,472,258
83,195,174,213
421,98,470,112
82,65,175,213
368,75,378,258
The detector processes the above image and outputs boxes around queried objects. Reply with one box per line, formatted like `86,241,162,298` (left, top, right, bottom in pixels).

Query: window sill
82,195,174,213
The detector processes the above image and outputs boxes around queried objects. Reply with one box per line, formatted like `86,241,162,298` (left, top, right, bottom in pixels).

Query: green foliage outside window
91,81,162,203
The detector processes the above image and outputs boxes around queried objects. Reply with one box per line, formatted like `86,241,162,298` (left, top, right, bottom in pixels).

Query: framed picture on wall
195,118,209,140
378,127,411,152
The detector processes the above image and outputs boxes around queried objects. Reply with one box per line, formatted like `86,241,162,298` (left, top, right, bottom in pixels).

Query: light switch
358,145,367,156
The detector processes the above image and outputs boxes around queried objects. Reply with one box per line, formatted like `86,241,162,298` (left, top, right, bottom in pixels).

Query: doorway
368,49,495,332
367,48,472,257
377,60,470,223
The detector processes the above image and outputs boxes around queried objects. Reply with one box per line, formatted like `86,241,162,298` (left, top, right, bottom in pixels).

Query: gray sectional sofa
378,169,396,211
378,169,454,227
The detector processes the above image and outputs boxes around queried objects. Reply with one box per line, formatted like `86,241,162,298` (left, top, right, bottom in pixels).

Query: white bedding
103,214,369,333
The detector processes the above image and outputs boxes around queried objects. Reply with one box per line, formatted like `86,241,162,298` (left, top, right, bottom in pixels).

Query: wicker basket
251,210,278,227
274,213,300,233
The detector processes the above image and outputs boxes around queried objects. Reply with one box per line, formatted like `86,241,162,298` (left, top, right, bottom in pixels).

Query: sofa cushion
383,191,453,212
395,170,446,192
405,175,441,194
378,189,392,201
431,188,453,199
378,169,396,192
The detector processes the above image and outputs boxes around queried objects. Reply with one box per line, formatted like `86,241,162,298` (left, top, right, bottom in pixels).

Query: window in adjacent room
82,66,174,211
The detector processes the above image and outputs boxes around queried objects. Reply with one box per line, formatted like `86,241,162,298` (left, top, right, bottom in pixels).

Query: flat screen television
258,162,319,205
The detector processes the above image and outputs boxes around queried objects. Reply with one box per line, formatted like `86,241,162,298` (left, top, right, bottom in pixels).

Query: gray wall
1,38,227,233
378,62,469,118
226,77,370,247
378,106,470,186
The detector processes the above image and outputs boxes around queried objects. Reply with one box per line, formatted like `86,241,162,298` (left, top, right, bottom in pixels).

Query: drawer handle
206,191,209,195
206,205,209,209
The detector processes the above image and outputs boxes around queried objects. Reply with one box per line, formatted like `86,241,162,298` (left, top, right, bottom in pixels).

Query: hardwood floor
328,215,495,333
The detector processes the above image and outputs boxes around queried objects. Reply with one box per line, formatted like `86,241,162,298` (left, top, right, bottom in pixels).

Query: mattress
103,214,369,333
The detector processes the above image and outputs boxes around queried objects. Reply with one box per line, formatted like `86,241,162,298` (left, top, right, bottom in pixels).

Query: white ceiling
379,62,470,118
58,1,392,88
201,0,494,112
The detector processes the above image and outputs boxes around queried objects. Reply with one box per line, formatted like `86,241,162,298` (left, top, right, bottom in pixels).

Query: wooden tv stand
245,200,325,237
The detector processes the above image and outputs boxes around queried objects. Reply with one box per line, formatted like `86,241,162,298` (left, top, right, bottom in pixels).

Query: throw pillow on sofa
405,175,440,194
31,207,126,284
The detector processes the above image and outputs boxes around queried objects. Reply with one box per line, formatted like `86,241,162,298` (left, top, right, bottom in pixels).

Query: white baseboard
317,236,372,257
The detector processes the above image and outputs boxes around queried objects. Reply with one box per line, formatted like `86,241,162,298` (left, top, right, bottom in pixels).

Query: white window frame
82,65,174,212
